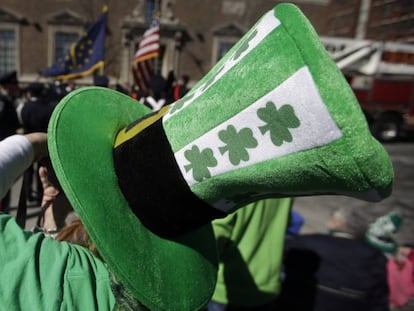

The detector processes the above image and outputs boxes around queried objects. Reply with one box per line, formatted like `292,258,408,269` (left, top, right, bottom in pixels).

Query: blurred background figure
286,209,305,238
366,212,414,310
139,73,167,111
45,80,71,106
172,74,190,102
20,82,56,205
277,206,389,311
94,75,109,88
207,197,293,311
0,71,21,212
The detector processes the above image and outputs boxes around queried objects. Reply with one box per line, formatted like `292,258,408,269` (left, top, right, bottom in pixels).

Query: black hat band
114,112,226,238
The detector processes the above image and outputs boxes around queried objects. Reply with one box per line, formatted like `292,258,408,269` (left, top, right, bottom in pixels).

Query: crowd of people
0,3,411,311
0,69,189,213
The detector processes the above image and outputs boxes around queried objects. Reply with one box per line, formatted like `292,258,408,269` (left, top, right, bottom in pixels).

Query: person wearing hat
365,211,403,255
0,3,394,310
0,70,21,212
277,206,390,310
366,212,414,309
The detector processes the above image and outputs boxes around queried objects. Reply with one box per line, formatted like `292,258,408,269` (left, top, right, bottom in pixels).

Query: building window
217,41,234,61
384,3,393,17
212,23,244,65
47,25,82,68
212,37,239,65
54,31,79,62
0,28,16,73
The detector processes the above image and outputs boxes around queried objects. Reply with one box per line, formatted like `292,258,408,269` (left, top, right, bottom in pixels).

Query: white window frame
211,35,239,65
0,22,20,74
47,24,83,67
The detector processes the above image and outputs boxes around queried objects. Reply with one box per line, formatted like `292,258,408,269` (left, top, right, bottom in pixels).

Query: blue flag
42,6,107,80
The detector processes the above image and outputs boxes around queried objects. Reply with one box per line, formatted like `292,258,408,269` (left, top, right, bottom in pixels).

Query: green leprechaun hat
48,3,394,311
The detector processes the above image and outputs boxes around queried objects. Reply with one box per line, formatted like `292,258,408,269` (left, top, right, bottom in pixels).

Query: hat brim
48,87,218,311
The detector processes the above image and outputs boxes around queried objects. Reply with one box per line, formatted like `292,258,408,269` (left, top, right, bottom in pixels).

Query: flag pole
154,5,161,75
99,5,108,76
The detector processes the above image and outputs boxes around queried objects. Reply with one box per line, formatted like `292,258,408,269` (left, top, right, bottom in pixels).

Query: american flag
131,19,160,93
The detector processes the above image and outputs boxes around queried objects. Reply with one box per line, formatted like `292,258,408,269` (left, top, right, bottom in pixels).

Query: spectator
0,71,21,212
21,82,56,204
366,212,414,310
207,198,293,311
277,207,390,310
172,74,190,101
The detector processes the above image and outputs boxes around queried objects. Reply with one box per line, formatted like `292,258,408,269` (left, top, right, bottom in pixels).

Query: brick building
326,0,414,41
0,0,329,87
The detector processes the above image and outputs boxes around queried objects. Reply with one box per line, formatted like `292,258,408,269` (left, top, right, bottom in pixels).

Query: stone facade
0,0,329,87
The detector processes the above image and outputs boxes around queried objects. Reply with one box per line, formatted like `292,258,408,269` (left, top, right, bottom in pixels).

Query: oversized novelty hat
48,3,394,311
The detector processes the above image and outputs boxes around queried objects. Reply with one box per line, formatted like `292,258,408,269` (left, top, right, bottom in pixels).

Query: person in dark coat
0,71,20,139
21,82,55,133
0,71,21,212
172,74,190,102
277,207,390,311
21,82,56,204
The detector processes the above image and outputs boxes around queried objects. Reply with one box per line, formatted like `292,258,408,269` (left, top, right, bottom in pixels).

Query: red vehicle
321,37,414,141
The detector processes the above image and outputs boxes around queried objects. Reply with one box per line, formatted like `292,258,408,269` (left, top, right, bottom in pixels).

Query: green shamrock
200,29,258,93
170,29,257,115
257,102,300,146
233,29,257,60
199,74,217,92
184,145,217,182
169,92,195,113
218,125,258,165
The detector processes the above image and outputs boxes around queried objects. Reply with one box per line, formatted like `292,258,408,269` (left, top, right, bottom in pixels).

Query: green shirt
0,213,115,311
211,198,292,306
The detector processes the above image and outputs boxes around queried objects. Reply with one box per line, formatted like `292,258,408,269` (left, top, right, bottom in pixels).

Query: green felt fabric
163,3,393,211
48,3,394,311
48,88,217,311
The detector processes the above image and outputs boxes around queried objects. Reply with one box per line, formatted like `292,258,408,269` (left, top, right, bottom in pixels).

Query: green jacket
211,198,292,307
0,213,115,311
